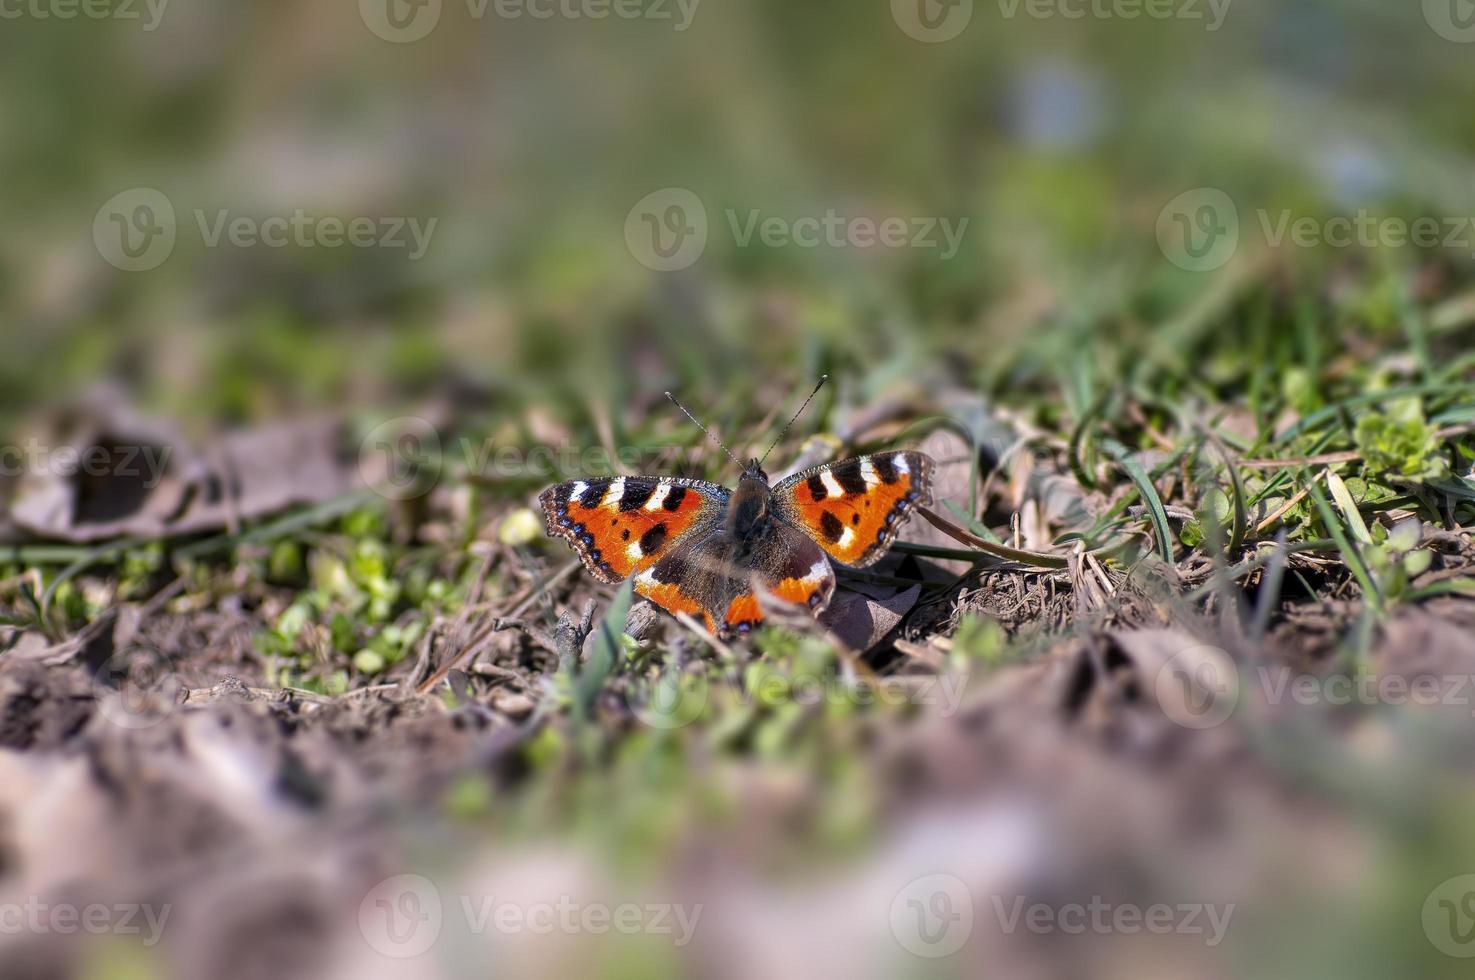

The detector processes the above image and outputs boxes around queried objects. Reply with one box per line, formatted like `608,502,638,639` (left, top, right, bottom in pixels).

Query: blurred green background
4,0,1473,429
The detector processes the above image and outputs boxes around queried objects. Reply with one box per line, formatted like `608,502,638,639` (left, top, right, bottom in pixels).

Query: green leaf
1325,470,1373,545
1068,390,1110,491
1429,476,1475,502
1308,479,1381,610
1402,549,1432,577
574,578,635,719
1199,425,1248,554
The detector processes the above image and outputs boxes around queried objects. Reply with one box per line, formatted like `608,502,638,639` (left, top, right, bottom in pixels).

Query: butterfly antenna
665,391,743,468
758,374,828,466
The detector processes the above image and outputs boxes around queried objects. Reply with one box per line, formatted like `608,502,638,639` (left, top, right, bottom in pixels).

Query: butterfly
538,379,936,639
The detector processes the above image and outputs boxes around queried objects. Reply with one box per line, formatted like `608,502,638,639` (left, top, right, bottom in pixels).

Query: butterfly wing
633,520,835,638
772,451,935,568
538,476,728,584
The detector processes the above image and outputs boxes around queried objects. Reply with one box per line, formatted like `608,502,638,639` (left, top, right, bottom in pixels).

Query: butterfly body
539,450,934,639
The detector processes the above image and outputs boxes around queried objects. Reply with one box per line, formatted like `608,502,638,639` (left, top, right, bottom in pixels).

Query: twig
917,506,1069,568
673,611,738,660
415,559,580,695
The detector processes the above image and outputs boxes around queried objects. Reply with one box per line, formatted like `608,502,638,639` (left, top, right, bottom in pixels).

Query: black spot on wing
619,481,656,512
874,454,898,484
833,463,869,496
638,522,668,556
663,485,688,511
806,473,828,502
819,510,844,543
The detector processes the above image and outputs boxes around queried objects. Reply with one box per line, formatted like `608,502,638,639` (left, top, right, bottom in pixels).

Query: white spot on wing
570,481,589,501
861,458,880,485
821,471,844,498
605,478,625,508
837,526,855,549
646,484,670,511
894,455,910,474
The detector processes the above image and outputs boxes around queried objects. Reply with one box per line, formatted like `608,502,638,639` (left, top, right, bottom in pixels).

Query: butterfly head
727,459,774,539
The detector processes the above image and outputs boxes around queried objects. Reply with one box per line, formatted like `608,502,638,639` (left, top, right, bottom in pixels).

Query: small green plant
1363,518,1434,604
1354,401,1447,482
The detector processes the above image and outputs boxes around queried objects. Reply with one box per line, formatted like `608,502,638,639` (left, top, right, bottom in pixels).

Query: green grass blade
1103,439,1174,562
574,578,634,720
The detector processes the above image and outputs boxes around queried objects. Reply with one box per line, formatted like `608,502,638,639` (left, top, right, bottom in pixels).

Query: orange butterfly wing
538,476,726,584
772,451,934,567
